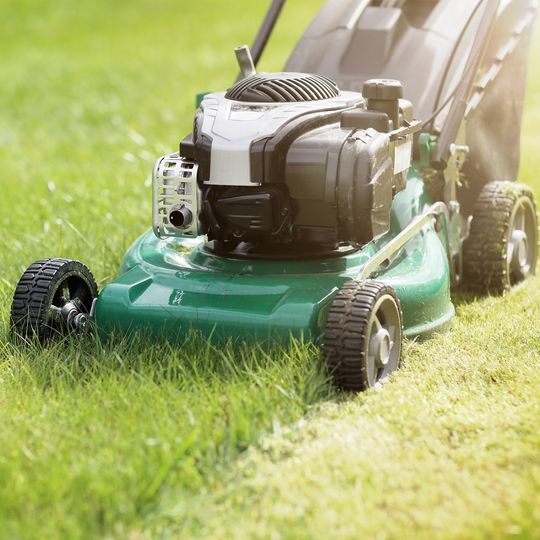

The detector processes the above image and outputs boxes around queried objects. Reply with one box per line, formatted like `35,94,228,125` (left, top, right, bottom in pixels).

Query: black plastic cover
285,122,395,246
214,187,290,237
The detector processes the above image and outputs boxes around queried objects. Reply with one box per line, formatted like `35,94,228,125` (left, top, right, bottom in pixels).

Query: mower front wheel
10,259,98,343
323,280,403,392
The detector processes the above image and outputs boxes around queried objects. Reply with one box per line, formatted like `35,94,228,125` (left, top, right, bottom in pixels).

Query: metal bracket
90,297,98,320
358,202,449,281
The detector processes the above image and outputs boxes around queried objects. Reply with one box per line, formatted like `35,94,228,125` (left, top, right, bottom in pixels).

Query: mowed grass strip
154,283,540,540
0,0,539,539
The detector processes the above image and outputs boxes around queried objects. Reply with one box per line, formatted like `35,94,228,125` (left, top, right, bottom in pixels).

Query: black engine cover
212,187,291,240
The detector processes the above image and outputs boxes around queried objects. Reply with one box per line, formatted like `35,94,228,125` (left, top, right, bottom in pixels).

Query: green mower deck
95,173,454,345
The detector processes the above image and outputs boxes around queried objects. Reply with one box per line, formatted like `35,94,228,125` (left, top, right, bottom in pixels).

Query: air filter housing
225,72,340,103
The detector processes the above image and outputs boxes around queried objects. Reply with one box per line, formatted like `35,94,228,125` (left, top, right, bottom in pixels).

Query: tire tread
322,280,403,392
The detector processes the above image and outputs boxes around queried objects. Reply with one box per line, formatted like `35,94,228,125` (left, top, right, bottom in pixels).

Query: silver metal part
90,298,98,320
449,144,470,164
507,196,537,281
358,202,448,280
60,302,89,332
235,45,257,79
444,138,469,202
60,301,79,323
152,153,201,239
367,294,401,385
73,313,90,332
392,135,413,175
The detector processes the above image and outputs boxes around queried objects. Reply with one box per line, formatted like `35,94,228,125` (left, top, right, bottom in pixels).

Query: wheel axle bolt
73,313,89,332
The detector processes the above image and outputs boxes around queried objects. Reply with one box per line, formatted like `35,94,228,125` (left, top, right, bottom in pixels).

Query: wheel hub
59,301,90,332
370,328,392,369
506,197,537,284
510,229,529,274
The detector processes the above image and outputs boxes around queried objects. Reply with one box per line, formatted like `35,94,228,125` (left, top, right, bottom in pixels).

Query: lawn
0,1,539,539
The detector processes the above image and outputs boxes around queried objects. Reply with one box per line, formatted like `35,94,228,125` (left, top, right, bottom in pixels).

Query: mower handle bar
243,0,286,77
248,0,411,68
431,0,501,169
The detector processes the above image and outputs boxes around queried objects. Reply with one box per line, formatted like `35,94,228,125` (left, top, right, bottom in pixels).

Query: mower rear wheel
323,280,403,392
10,259,98,343
463,181,538,293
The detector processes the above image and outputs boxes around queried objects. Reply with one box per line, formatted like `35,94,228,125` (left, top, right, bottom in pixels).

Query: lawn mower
10,0,538,391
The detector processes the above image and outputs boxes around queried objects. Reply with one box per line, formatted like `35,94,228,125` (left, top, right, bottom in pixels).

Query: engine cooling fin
225,72,340,103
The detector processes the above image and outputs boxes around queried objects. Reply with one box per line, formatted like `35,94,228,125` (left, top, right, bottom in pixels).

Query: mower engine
153,69,420,255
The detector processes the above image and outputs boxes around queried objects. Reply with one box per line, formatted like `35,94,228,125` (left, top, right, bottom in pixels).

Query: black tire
463,181,538,294
10,259,98,343
323,280,403,392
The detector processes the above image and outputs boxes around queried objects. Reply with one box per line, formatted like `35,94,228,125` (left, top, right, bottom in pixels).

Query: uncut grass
0,334,333,538
0,1,330,537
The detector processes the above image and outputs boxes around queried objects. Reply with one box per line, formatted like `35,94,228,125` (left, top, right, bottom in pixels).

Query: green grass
0,1,539,538
0,335,333,539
